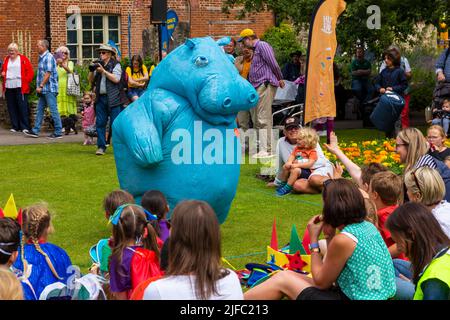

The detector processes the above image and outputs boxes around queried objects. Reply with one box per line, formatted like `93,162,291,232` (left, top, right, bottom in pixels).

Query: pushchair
429,82,450,134
272,80,304,130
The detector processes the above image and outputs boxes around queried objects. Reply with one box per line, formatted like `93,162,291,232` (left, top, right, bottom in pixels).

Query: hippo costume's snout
248,93,258,104
222,97,232,108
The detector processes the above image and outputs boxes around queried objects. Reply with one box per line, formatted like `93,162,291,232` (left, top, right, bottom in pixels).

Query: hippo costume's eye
194,56,209,67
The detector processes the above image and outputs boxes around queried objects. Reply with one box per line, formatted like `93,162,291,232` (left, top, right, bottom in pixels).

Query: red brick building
0,0,274,65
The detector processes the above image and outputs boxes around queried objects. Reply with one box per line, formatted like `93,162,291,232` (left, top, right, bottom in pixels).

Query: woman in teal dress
244,179,396,300
55,46,77,117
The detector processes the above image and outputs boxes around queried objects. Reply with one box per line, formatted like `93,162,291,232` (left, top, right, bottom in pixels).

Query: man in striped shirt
238,28,285,158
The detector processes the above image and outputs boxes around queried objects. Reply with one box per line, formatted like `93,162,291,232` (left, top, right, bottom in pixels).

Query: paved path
0,111,426,146
0,128,85,146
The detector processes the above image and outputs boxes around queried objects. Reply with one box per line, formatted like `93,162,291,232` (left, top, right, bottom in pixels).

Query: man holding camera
88,44,123,155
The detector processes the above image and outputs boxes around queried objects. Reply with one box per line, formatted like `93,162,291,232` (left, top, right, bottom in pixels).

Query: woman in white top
404,166,450,238
0,43,34,133
143,200,243,300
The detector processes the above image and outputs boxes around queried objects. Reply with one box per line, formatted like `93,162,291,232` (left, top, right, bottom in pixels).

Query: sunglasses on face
99,51,108,55
62,52,68,55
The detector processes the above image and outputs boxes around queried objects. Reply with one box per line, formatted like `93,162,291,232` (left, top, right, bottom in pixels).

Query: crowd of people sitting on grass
2,120,450,300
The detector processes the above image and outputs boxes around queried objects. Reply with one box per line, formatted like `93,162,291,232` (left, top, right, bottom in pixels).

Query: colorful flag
304,0,346,124
3,194,18,219
270,218,278,250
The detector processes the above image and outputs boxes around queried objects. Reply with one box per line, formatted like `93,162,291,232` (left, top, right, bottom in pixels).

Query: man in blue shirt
25,40,62,139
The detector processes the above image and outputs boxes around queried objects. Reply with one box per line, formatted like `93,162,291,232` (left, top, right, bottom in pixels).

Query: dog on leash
62,114,79,135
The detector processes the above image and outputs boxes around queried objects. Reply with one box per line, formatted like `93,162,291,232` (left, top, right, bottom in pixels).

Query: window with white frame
67,15,120,64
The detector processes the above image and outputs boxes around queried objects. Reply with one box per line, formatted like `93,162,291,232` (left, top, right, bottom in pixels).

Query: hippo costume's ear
216,37,231,47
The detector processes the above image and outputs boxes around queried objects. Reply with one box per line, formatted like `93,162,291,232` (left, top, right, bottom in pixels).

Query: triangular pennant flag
17,208,23,226
270,218,278,250
302,227,311,254
3,194,18,219
290,225,306,255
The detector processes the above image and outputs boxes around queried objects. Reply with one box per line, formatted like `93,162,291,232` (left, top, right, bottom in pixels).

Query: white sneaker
10,129,18,133
252,150,275,159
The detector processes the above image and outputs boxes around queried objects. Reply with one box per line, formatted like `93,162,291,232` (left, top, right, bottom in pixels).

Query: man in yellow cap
238,28,285,158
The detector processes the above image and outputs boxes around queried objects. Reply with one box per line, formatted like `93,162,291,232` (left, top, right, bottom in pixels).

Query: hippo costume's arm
113,88,186,167
112,93,163,166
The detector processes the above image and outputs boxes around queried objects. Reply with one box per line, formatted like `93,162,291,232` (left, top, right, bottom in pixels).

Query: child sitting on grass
368,171,406,259
13,204,73,300
141,190,171,243
0,218,24,300
277,127,319,196
108,204,162,300
90,190,135,277
0,268,23,300
143,200,243,300
0,218,21,269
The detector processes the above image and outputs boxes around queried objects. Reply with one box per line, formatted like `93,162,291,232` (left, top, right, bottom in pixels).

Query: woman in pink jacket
1,43,34,133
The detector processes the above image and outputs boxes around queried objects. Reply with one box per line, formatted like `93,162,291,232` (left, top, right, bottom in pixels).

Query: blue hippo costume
112,37,259,223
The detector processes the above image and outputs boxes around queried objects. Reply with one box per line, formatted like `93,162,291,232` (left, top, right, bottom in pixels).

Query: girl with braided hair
13,204,72,300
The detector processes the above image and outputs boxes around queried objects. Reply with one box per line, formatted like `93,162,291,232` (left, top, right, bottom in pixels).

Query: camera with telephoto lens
89,59,105,72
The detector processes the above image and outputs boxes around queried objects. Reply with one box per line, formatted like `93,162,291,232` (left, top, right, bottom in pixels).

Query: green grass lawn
0,128,385,272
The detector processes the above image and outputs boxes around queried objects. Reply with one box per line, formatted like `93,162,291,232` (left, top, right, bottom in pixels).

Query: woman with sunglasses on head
395,127,450,203
391,168,450,299
88,44,124,156
55,46,77,118
245,179,396,300
404,166,450,238
386,202,450,300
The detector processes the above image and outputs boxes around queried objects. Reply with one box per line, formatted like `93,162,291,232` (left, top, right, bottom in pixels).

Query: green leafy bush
406,46,439,111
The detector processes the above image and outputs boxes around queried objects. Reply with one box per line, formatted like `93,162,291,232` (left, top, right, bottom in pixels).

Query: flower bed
323,139,404,175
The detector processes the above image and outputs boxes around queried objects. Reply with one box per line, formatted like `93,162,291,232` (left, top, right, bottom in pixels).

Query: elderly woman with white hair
55,46,77,118
1,42,34,133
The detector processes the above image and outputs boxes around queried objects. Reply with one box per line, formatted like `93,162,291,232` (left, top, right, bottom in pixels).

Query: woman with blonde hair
13,204,72,300
404,166,450,237
395,127,437,173
0,42,34,133
0,268,23,300
55,46,77,117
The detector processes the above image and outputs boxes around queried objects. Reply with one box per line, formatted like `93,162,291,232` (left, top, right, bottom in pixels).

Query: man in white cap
88,44,123,155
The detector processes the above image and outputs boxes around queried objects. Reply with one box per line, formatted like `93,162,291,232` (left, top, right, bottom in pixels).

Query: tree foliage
261,23,305,66
222,0,450,57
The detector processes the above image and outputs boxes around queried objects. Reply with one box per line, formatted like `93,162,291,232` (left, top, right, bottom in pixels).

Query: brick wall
0,0,46,66
48,0,273,60
0,1,273,126
0,1,273,64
